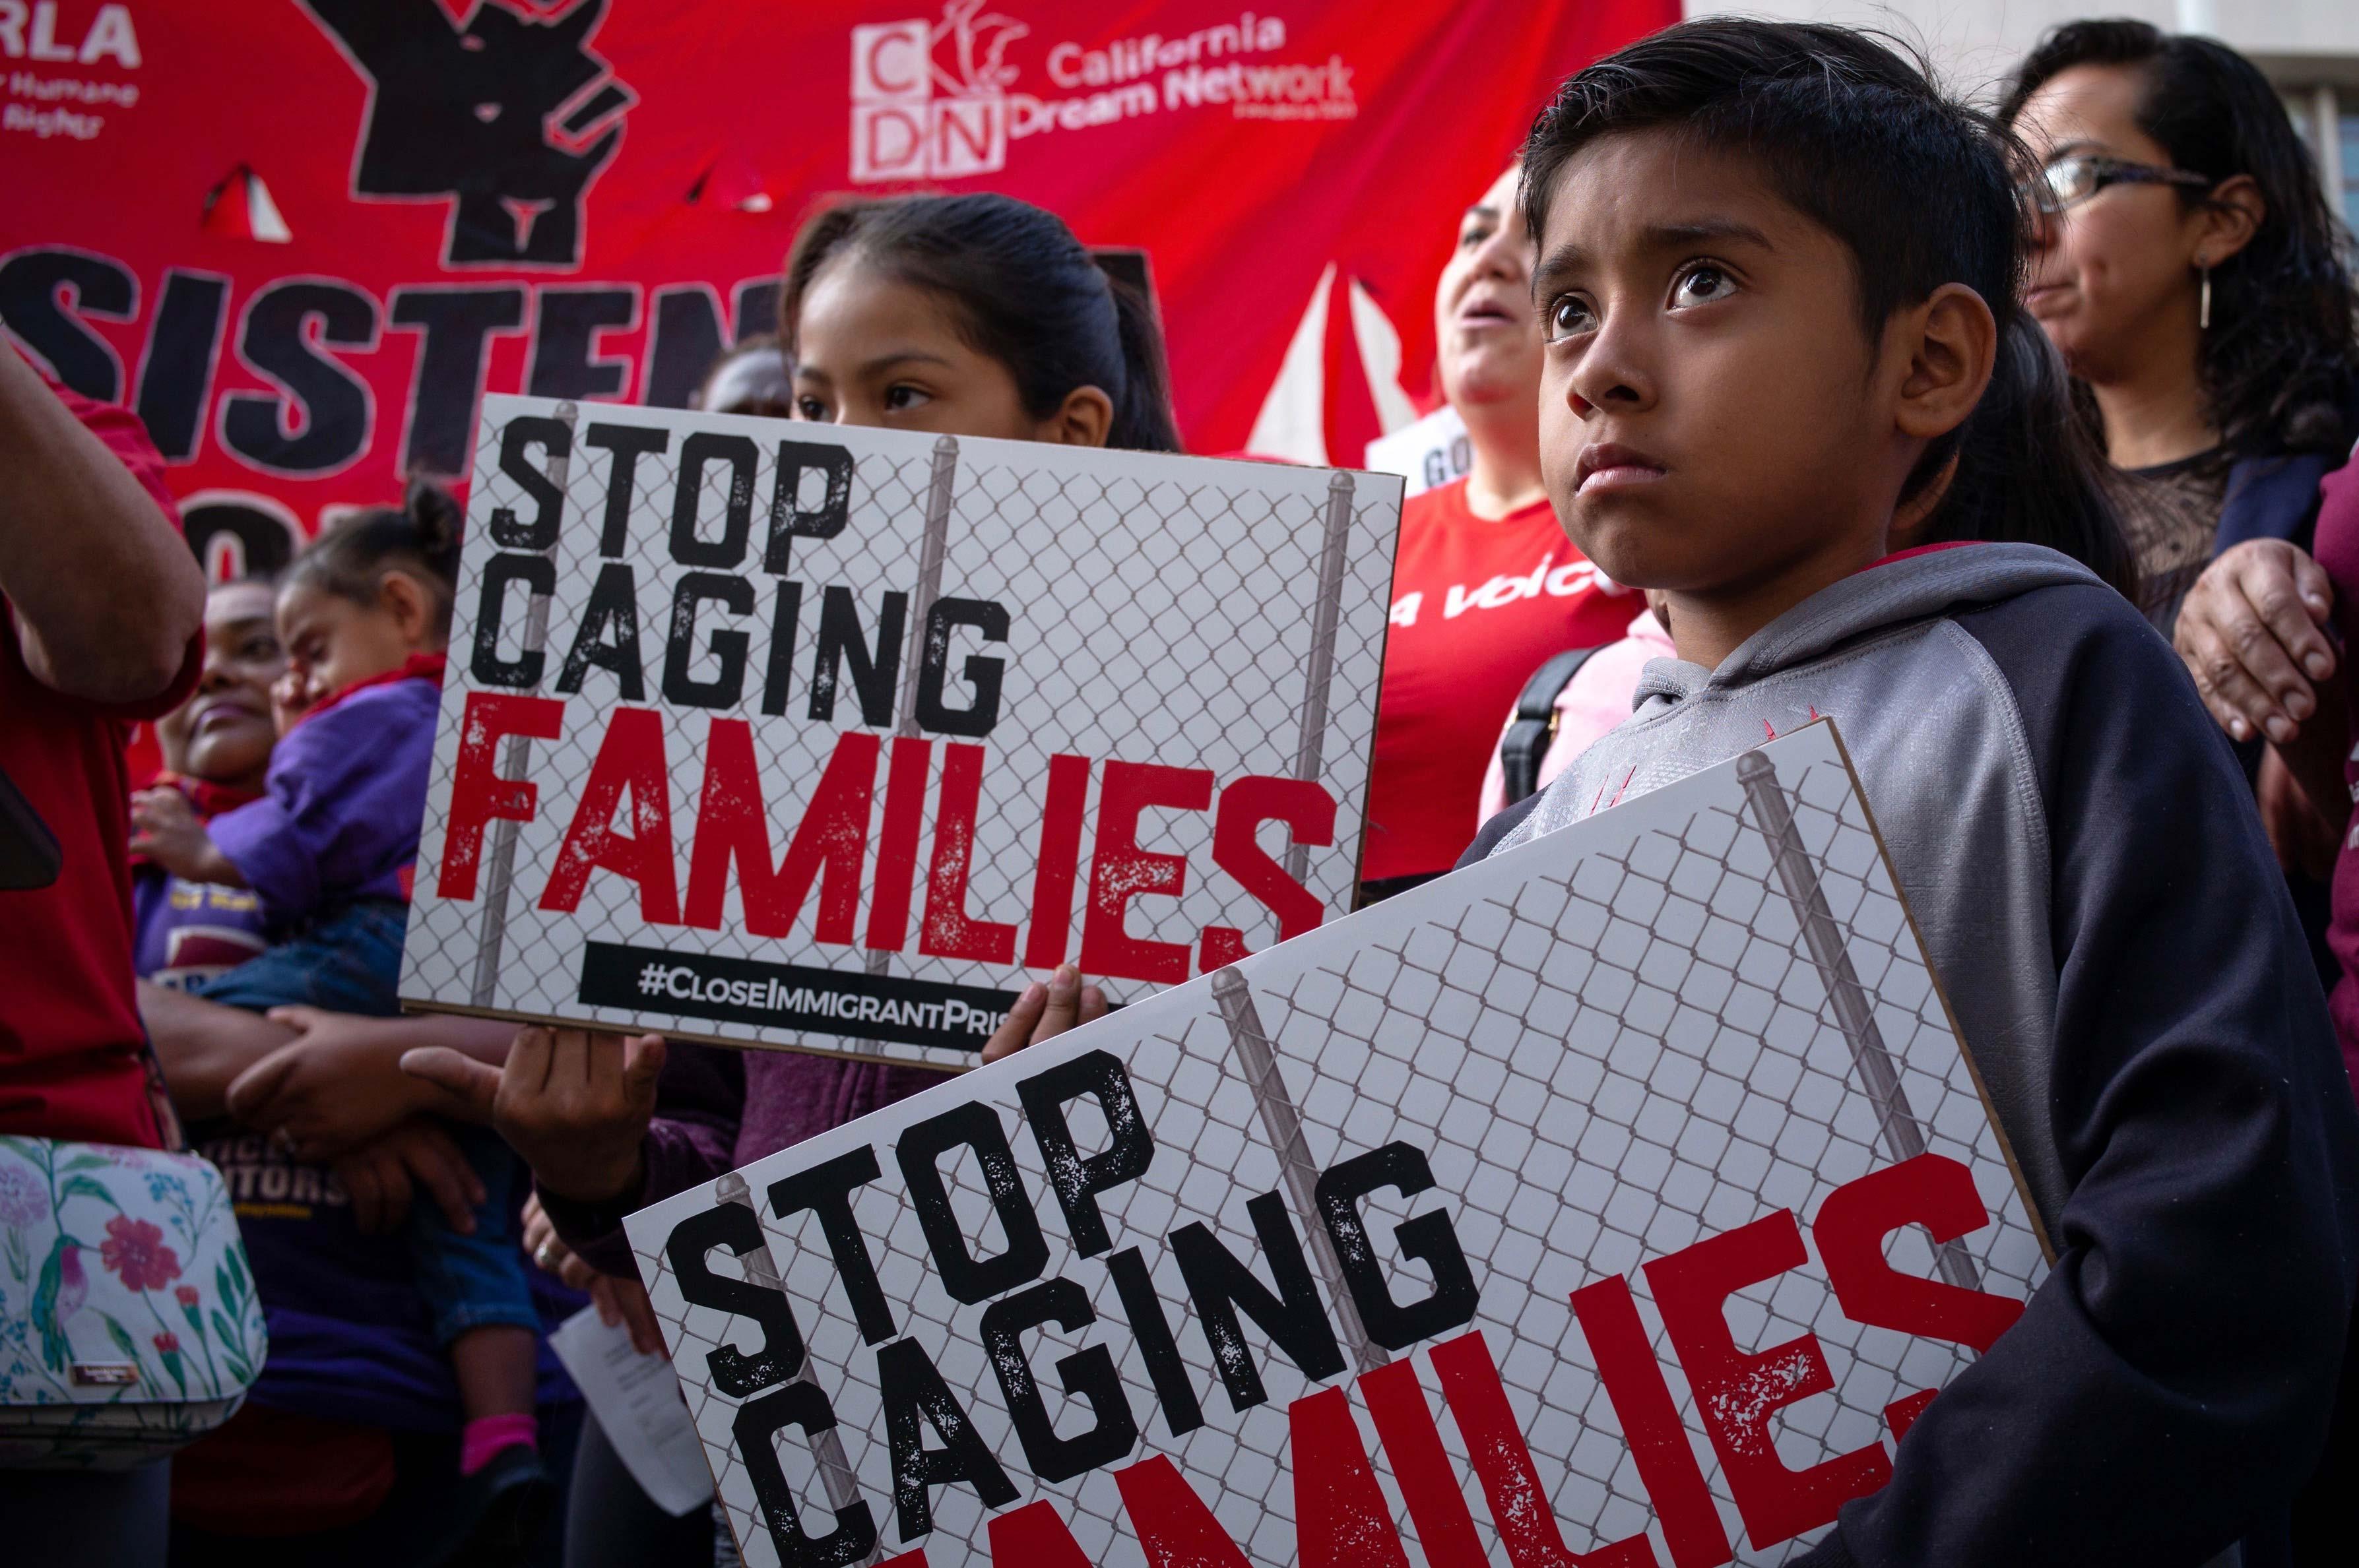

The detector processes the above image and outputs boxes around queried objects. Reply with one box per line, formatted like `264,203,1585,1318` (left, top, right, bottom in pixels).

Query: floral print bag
0,1137,265,1469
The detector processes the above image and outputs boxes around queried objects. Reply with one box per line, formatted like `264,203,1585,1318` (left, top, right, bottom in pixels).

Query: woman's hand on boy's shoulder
401,1026,662,1205
981,964,1109,1065
2176,540,2337,744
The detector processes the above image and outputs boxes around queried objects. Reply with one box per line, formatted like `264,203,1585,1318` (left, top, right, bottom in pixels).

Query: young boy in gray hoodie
1466,21,2359,1567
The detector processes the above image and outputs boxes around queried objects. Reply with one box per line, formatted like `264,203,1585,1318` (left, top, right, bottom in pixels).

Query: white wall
1680,0,2359,98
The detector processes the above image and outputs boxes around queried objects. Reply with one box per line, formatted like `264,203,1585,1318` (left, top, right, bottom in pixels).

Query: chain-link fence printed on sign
400,396,1403,1069
626,724,2049,1568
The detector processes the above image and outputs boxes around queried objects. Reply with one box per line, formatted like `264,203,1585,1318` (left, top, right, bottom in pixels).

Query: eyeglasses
2030,154,2214,215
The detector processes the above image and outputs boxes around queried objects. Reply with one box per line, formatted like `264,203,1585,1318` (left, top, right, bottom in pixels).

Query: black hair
284,479,465,637
694,333,792,418
1520,18,2136,597
2002,19,2359,457
779,193,1182,453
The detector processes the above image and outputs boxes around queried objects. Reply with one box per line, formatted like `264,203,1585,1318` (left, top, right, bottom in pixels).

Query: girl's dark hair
1520,18,2136,596
2002,20,2358,458
285,479,465,636
779,193,1182,453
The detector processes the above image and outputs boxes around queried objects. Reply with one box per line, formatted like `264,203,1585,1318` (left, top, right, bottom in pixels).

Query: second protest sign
626,724,2048,1567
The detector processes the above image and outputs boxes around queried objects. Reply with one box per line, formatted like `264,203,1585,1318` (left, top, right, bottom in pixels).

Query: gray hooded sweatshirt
1465,543,2359,1568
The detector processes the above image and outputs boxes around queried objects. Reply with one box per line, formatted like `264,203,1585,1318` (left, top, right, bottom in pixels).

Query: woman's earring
2199,261,2213,331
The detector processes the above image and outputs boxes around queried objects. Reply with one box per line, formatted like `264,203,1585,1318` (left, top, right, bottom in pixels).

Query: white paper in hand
549,1305,715,1517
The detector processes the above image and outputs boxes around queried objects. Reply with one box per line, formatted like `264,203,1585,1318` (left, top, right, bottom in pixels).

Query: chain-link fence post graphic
714,1170,882,1568
1208,964,1386,1374
1736,748,1981,1292
1287,471,1358,885
469,399,579,1011
850,433,962,1060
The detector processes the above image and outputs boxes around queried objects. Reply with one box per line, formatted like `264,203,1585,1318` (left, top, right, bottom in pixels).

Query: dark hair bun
403,478,465,567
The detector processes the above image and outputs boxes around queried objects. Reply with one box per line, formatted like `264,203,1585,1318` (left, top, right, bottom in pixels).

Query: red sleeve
36,375,204,720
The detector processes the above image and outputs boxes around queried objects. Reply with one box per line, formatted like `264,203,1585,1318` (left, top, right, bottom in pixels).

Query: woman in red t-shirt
1361,166,1635,893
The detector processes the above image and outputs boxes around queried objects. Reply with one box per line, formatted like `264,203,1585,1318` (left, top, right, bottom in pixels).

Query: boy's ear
1892,284,1997,446
1037,385,1115,448
377,569,436,647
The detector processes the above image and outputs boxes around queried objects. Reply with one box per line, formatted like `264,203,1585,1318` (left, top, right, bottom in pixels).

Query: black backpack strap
1499,646,1603,807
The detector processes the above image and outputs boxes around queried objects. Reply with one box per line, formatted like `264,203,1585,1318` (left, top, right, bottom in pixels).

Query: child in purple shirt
131,487,552,1526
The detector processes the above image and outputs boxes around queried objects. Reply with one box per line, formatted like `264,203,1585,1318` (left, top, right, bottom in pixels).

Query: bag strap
1499,646,1604,806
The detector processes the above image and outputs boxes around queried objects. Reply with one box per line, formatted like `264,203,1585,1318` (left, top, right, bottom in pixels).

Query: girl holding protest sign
401,189,1154,1563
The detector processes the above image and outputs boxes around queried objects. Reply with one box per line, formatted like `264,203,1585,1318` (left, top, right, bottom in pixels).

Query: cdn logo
851,11,1016,181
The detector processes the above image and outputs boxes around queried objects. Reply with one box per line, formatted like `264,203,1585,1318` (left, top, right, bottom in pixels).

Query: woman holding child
137,526,585,1565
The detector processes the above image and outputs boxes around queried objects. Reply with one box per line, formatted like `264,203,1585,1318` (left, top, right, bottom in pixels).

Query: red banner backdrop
2,0,1669,571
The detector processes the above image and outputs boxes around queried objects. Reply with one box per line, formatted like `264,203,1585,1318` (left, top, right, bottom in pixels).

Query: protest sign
623,722,2050,1567
399,394,1402,1068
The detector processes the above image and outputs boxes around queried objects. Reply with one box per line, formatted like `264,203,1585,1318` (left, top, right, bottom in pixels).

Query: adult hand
401,1027,663,1205
981,964,1108,1065
225,1007,430,1159
2176,539,2337,744
333,1120,485,1236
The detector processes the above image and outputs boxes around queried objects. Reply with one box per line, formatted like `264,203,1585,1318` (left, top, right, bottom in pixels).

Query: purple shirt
132,866,271,988
209,675,439,922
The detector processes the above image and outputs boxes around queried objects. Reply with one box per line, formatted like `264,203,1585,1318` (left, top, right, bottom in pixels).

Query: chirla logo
851,0,1026,181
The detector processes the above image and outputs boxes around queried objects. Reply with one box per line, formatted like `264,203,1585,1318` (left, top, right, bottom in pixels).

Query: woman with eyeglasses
2002,22,2359,1013
2004,20,2356,642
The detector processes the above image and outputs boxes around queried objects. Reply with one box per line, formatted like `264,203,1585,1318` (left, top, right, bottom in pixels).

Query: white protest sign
624,723,2048,1567
399,395,1402,1069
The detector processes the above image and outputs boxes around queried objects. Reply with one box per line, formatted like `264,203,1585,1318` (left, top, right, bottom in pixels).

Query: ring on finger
535,1242,558,1269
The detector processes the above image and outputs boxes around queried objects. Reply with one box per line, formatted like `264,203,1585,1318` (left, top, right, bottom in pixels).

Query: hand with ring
521,1191,600,1293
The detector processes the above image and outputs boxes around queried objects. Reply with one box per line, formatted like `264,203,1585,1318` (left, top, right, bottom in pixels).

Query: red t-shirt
0,377,201,1148
1363,479,1636,880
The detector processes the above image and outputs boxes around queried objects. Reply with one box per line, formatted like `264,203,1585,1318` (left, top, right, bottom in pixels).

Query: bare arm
0,346,204,703
139,980,297,1122
224,1009,521,1158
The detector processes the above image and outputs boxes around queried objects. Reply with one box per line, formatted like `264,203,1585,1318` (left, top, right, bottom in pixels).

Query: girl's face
2013,64,2237,387
792,260,1091,442
273,573,431,720
156,581,284,788
1435,166,1544,414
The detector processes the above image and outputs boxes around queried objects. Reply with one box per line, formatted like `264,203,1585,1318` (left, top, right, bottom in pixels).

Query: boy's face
1531,132,1906,596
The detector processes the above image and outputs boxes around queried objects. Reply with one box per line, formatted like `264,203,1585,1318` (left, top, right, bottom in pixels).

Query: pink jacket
1475,608,1674,826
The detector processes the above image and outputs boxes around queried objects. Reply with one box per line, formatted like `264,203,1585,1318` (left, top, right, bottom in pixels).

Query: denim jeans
195,898,536,1342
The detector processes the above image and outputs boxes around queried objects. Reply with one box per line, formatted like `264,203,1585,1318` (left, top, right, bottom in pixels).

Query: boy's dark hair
284,479,465,637
1522,19,2135,598
779,192,1184,453
2002,19,2359,457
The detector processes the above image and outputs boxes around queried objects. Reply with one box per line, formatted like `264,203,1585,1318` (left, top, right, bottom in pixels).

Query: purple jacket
544,1045,941,1275
209,674,439,923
